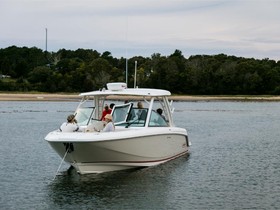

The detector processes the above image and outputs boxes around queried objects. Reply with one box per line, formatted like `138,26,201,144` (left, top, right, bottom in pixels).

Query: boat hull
46,130,189,174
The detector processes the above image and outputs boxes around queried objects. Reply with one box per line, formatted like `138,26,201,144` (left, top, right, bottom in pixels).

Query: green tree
87,58,112,89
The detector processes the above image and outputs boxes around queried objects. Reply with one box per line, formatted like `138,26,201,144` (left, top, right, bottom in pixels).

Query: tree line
0,45,280,95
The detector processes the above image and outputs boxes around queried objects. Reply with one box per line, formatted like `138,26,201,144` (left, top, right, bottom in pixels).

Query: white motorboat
45,82,190,174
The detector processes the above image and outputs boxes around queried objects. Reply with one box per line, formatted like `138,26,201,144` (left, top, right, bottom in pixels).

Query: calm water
1,101,280,209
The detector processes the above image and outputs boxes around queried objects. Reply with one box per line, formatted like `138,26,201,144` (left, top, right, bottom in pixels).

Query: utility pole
45,28,48,52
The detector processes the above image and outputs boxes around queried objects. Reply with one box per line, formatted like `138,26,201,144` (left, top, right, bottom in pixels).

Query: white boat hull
44,84,191,174
46,128,189,174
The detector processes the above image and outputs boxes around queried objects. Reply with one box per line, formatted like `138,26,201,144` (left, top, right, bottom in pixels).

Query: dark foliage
0,46,279,94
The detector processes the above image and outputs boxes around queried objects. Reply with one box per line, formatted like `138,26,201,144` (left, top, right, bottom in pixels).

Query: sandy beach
1,93,280,102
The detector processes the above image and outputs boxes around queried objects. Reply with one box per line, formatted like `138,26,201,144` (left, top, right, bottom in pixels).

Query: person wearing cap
102,114,115,132
60,114,80,132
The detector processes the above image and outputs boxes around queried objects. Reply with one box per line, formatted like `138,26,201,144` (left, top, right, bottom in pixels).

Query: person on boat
137,101,143,108
109,103,115,110
101,104,112,120
97,114,115,132
60,114,80,132
156,108,167,121
137,101,147,120
155,108,168,125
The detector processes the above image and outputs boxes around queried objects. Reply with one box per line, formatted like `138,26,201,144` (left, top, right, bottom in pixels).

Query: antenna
125,17,128,87
134,61,137,88
126,57,128,86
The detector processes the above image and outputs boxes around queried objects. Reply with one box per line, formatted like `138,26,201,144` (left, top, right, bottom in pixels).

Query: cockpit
74,95,172,129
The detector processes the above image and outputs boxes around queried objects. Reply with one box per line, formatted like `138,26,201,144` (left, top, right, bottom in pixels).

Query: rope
53,147,69,181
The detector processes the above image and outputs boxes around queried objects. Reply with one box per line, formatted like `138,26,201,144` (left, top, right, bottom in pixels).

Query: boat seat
85,121,106,132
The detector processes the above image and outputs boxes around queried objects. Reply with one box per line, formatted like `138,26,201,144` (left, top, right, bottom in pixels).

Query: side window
148,110,168,127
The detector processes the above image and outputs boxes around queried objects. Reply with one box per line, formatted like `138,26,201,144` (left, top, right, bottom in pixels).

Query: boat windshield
113,108,147,127
75,95,172,128
75,107,95,126
110,97,171,128
112,103,133,125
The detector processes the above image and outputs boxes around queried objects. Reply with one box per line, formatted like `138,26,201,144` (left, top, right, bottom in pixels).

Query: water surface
1,101,280,209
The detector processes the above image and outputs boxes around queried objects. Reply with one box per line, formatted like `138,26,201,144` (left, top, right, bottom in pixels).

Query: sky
0,0,280,61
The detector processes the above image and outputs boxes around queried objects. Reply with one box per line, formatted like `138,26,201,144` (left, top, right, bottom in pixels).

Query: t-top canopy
80,83,171,97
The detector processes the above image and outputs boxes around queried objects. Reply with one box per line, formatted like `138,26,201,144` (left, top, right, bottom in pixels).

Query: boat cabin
74,83,174,130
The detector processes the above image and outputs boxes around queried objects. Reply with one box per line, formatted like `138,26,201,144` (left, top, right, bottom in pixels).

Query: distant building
0,74,11,79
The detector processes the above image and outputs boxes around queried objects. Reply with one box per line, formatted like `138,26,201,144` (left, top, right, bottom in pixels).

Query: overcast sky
1,0,279,60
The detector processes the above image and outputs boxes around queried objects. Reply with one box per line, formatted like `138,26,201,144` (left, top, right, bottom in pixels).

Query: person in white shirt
102,114,115,132
60,114,79,132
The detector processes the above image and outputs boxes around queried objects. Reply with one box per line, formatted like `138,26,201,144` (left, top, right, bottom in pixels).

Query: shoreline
0,93,280,102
